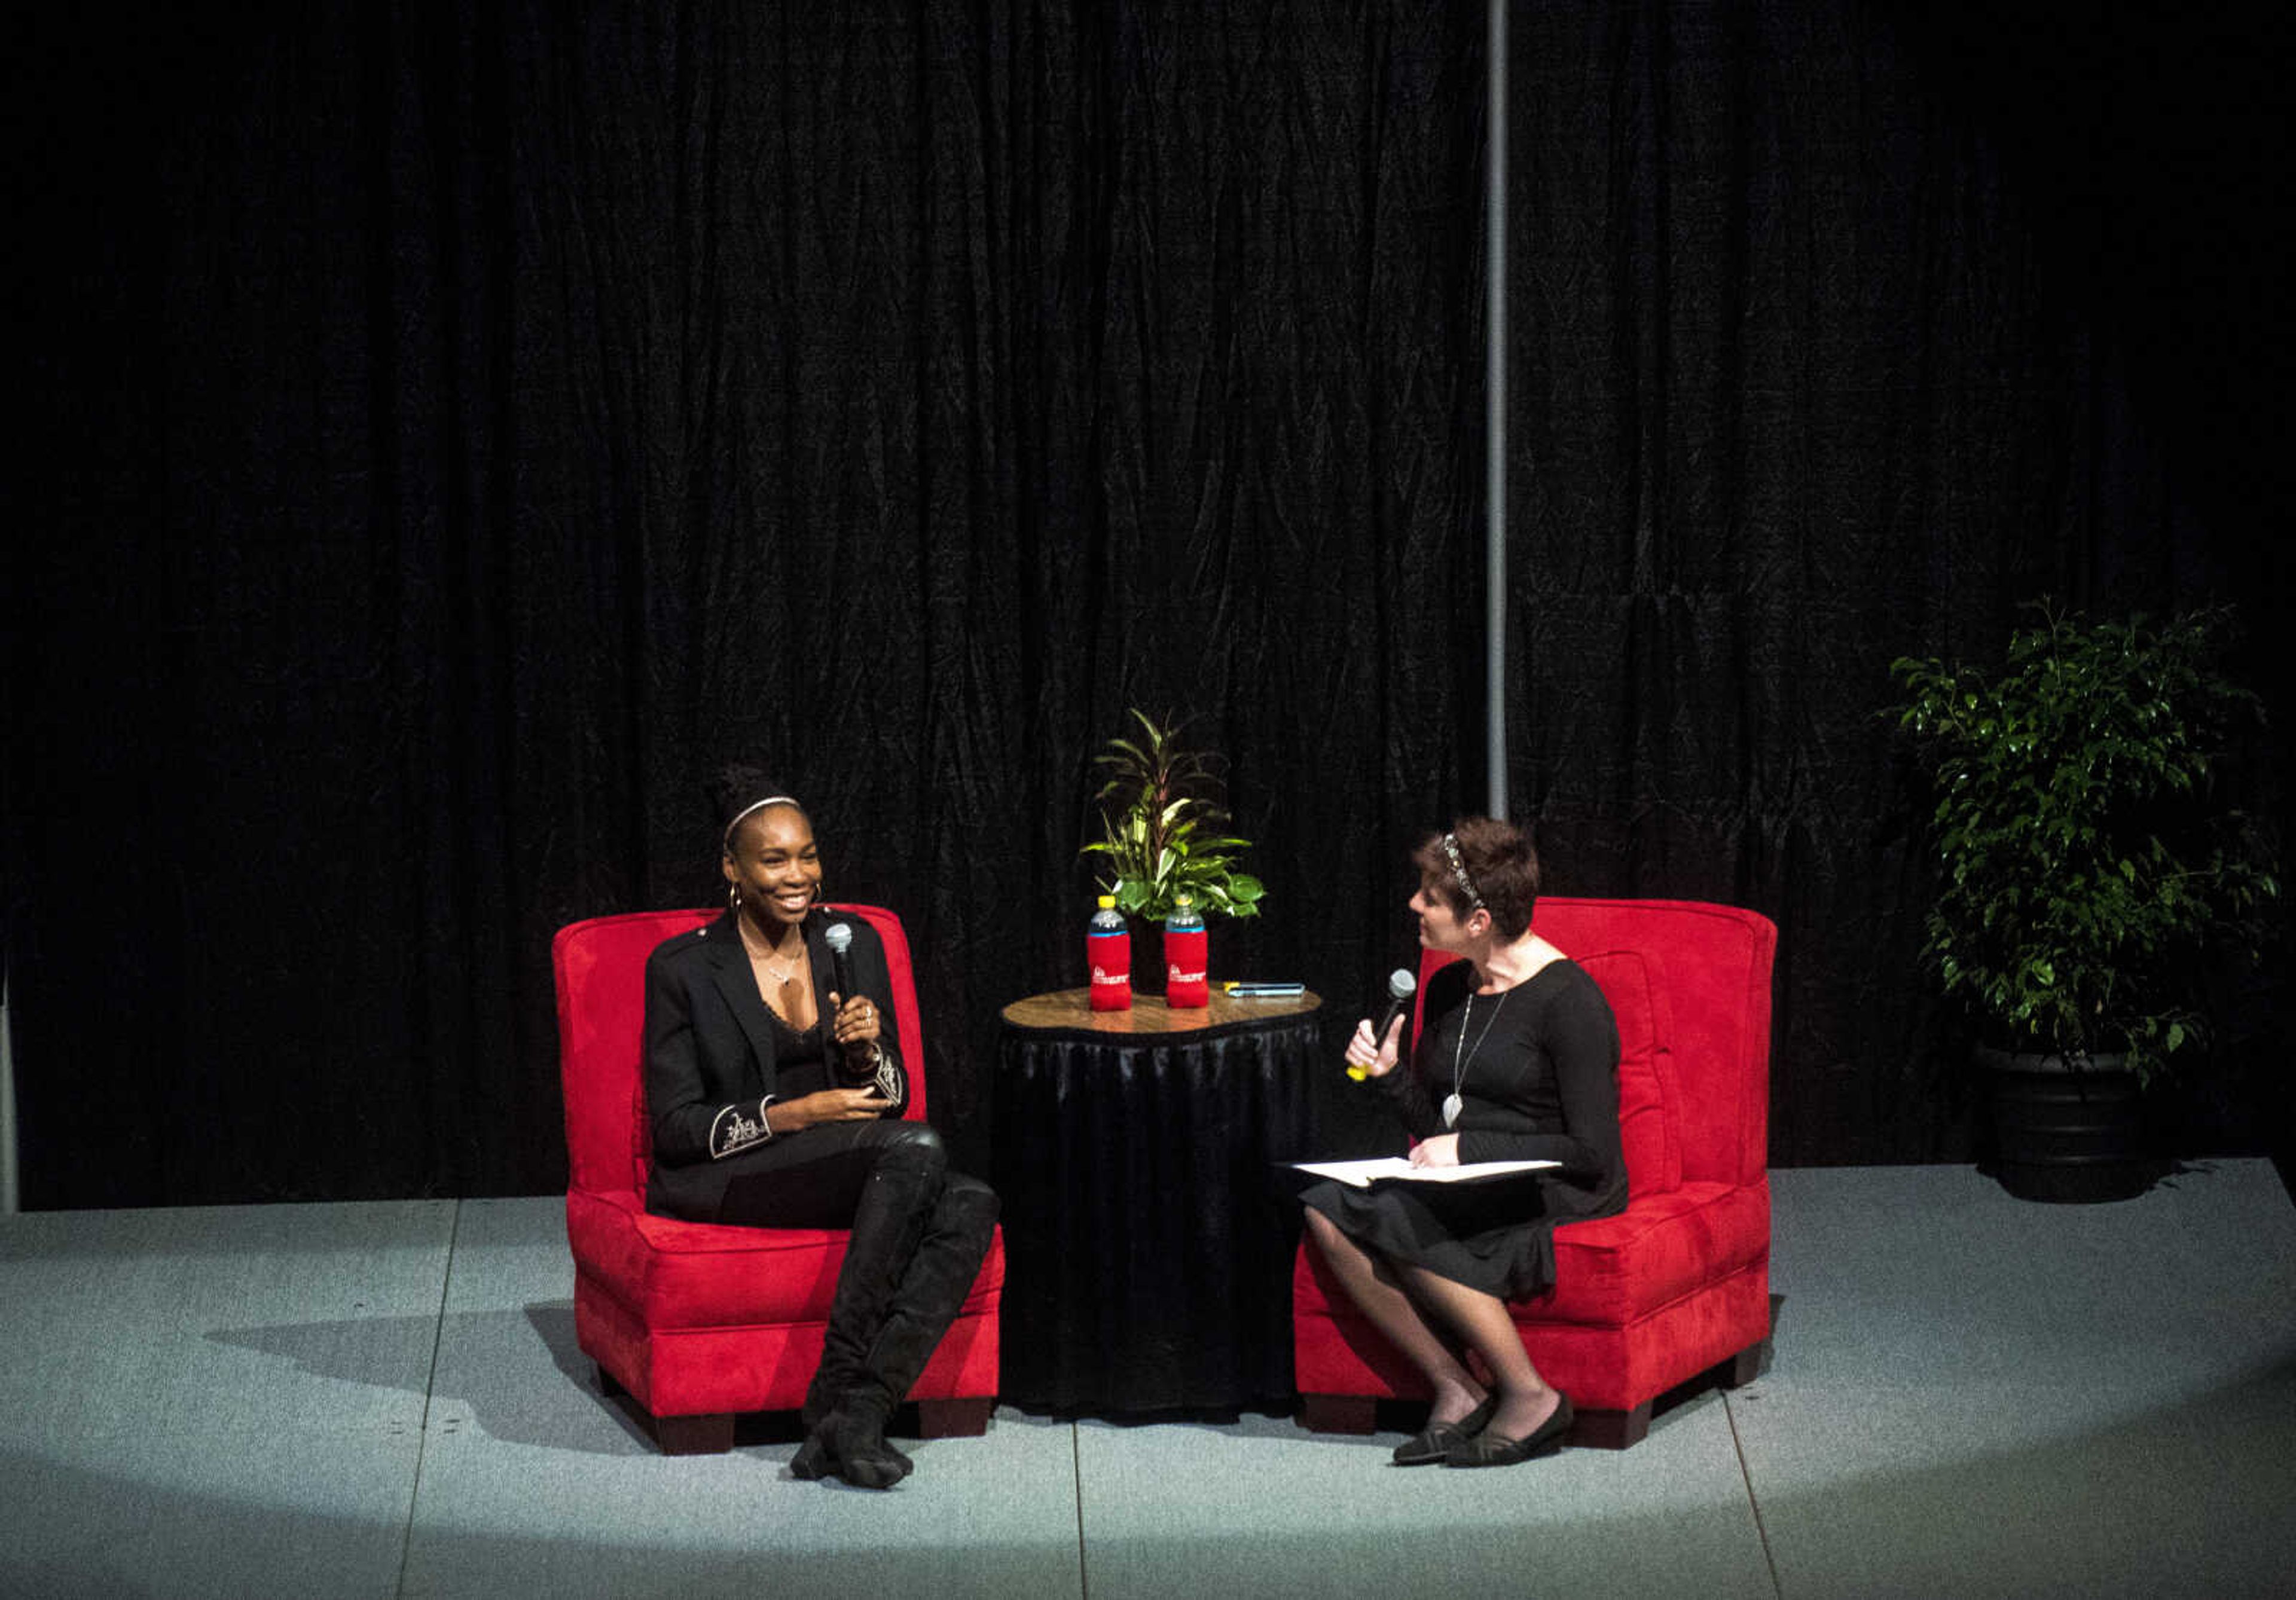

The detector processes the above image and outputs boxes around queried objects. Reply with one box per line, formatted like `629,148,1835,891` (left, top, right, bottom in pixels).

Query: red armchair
1293,896,1775,1449
553,905,1004,1454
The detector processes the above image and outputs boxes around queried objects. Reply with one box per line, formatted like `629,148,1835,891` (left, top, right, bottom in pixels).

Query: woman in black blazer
642,767,997,1489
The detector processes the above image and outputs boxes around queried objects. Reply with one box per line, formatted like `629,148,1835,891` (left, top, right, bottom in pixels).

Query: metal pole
1,966,17,1213
1485,0,1509,820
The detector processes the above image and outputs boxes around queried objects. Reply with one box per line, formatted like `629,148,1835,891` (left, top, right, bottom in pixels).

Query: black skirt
1299,1168,1565,1299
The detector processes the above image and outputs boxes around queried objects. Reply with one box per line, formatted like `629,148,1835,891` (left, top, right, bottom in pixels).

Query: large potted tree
1889,606,2278,1201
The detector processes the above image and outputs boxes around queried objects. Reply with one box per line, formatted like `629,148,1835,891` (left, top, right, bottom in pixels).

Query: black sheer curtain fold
1498,1,2288,1164
6,2,2285,1206
10,1,1485,1204
511,0,1486,1171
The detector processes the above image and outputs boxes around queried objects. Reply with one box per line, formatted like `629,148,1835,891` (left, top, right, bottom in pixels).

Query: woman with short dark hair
1299,817,1626,1467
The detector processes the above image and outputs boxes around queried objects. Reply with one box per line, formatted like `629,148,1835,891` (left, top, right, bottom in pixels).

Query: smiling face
721,804,821,931
1409,871,1484,952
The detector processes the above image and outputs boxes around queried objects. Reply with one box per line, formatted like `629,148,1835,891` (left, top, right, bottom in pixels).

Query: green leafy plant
1888,604,2277,1083
1081,710,1266,921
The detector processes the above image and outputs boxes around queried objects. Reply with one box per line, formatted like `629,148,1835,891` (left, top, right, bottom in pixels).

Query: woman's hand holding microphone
766,991,893,1133
1345,967,1418,1080
1346,1016,1462,1167
1342,966,1460,1166
826,989,882,1061
1344,1013,1406,1079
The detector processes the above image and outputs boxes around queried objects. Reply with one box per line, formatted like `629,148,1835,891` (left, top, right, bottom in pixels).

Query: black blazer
642,907,904,1220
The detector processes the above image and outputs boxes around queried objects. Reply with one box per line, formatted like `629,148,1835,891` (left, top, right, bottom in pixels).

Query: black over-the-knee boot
825,1172,999,1489
789,1124,946,1482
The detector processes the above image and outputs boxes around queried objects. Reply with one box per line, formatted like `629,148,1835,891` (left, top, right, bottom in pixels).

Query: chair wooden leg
1299,1394,1379,1434
917,1397,993,1438
653,1412,736,1455
1720,1341,1764,1388
1566,1401,1651,1451
596,1363,732,1454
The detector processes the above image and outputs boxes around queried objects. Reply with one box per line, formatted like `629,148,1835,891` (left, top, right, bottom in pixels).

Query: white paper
1290,1156,1559,1188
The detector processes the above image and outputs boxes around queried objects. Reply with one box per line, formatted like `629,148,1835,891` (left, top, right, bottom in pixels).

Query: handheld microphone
821,917,909,1112
1347,967,1418,1080
822,918,857,1007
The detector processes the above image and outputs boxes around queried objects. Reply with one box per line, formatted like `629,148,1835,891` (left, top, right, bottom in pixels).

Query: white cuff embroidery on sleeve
707,1102,768,1159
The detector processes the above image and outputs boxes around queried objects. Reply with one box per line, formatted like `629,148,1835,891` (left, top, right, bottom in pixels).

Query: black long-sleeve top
1376,955,1626,1210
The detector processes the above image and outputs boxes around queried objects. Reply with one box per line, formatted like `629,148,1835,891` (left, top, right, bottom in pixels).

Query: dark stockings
1302,1207,1558,1441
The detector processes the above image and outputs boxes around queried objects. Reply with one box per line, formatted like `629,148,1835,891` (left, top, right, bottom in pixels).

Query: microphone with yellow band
1347,967,1418,1080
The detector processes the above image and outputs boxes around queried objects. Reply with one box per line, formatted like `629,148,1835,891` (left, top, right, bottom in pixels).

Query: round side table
993,988,1323,1415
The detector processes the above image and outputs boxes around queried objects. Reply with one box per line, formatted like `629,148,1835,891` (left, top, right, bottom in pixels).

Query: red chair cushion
1539,1179,1768,1323
1574,948,1682,1198
570,1187,1006,1332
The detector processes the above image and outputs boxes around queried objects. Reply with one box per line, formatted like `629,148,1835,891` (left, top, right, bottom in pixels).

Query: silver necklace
737,921,804,987
1444,984,1512,1128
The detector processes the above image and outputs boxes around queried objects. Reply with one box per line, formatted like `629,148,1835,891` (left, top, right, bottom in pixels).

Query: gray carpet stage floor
3,1162,2292,1600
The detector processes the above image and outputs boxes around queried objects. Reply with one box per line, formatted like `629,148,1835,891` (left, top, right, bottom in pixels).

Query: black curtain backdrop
7,2,2288,1207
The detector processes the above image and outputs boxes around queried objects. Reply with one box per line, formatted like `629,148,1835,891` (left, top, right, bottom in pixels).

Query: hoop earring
728,883,742,914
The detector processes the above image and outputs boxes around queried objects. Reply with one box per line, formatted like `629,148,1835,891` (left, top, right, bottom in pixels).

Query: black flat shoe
1392,1394,1498,1466
1443,1392,1574,1468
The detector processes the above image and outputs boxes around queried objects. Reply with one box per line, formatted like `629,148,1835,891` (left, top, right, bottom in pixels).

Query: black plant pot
1974,1046,2152,1203
1124,918,1235,997
1120,919,1164,996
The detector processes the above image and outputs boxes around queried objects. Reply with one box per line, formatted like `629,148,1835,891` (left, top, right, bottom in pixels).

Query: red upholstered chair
1293,897,1775,1449
553,905,1004,1454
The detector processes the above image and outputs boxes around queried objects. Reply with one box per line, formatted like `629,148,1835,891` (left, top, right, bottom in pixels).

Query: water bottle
1088,894,1132,1012
1164,894,1209,1009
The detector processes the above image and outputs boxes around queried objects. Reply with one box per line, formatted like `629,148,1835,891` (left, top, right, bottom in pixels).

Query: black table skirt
993,1012,1323,1415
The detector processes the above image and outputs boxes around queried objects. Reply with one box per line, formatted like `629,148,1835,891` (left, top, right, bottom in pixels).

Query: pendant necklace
738,919,805,997
1443,983,1512,1129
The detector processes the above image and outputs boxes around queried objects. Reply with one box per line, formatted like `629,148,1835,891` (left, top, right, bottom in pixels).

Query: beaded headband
722,795,801,850
1439,832,1486,915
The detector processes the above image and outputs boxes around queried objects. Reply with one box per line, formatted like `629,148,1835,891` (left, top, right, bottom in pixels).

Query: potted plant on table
1888,605,2278,1201
1082,710,1265,992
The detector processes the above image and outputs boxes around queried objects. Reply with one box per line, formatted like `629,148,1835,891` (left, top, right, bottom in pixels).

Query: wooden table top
1000,986,1323,1035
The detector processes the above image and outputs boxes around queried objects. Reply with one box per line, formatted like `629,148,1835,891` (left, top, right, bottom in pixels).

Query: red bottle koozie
1089,924,1132,1011
1164,924,1210,1008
